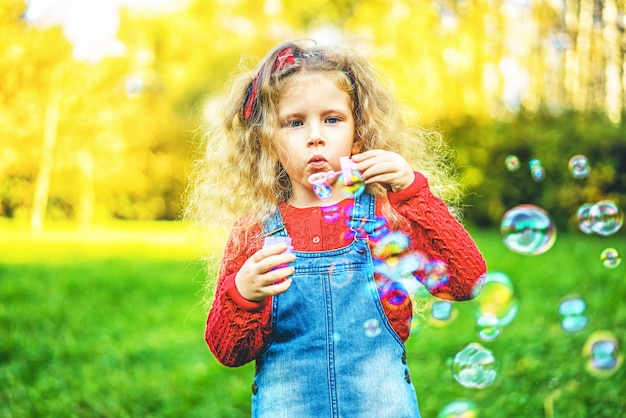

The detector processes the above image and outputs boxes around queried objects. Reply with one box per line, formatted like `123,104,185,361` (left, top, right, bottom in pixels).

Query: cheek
275,140,295,168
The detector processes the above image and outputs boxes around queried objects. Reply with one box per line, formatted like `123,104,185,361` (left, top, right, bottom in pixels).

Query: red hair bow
243,47,296,121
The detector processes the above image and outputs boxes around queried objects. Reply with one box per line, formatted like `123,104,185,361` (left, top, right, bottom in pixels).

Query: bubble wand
308,156,365,200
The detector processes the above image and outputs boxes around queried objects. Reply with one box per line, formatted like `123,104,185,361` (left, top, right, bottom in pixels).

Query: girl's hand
351,150,415,192
235,244,296,301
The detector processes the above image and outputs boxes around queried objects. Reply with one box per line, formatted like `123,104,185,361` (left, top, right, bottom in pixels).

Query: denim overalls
253,192,420,418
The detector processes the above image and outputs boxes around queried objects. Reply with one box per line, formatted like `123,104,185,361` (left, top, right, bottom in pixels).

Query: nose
307,122,325,147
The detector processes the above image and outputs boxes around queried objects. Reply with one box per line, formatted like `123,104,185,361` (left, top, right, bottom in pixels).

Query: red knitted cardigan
206,172,487,367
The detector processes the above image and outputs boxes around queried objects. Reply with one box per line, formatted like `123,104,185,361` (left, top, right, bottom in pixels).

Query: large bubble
472,271,518,341
500,204,557,255
451,342,498,389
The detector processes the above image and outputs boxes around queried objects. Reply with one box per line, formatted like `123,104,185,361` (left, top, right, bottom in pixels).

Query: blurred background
1,0,625,417
2,0,625,231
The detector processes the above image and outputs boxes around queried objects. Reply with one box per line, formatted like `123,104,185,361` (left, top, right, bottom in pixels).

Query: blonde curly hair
184,38,464,251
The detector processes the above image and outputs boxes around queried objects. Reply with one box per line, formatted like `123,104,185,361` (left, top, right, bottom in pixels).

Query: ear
351,139,362,155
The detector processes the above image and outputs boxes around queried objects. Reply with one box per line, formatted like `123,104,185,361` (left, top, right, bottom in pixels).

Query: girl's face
276,73,359,206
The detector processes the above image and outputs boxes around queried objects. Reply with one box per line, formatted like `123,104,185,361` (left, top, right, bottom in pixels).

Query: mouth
308,155,328,169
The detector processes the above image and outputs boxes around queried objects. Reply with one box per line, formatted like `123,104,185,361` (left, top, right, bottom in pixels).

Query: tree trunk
30,85,62,234
603,0,622,123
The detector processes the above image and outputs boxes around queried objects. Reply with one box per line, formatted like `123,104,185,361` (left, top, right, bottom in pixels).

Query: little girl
186,38,487,418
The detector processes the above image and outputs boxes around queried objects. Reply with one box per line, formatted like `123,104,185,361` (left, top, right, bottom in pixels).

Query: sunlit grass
0,220,226,264
1,222,625,417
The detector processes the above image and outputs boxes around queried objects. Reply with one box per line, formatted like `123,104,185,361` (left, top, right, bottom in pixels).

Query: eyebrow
279,108,351,119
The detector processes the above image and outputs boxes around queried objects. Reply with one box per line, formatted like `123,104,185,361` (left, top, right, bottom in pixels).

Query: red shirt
206,172,487,367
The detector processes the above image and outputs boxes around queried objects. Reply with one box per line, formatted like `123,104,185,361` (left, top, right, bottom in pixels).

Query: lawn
1,221,624,417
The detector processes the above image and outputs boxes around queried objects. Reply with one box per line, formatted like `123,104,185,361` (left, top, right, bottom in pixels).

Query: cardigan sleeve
204,224,273,367
388,172,487,301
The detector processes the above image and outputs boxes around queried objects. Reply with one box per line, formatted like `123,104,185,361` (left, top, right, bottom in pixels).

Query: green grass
1,222,625,417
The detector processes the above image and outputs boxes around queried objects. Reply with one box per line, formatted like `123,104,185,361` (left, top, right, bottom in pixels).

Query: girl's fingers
261,265,294,284
263,278,293,296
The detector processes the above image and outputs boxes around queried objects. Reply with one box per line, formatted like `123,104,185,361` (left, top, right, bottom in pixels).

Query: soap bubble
372,231,410,259
328,259,356,288
475,315,501,341
451,342,498,389
371,231,431,302
576,203,595,234
472,271,518,341
321,204,341,223
416,259,449,292
583,330,623,378
500,204,557,255
557,295,588,333
575,201,623,236
363,318,382,337
338,171,365,198
589,200,623,236
437,399,479,418
568,154,590,179
372,232,428,286
344,208,388,242
430,300,457,327
377,278,411,309
504,155,520,172
312,182,332,200
600,248,621,269
529,158,545,182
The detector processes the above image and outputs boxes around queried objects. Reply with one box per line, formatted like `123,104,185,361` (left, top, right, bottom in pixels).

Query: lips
308,155,328,169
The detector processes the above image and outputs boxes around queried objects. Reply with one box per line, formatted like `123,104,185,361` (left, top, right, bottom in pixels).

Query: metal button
312,236,320,244
401,352,407,364
252,382,258,394
405,370,411,384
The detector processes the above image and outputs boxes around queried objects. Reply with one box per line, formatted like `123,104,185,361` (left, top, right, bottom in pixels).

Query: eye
285,120,303,128
326,117,340,124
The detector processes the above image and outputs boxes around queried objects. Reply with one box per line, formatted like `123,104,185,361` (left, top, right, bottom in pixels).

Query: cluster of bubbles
505,154,592,181
443,271,517,392
556,296,623,378
472,272,518,341
502,154,623,270
370,231,451,314
311,153,623,414
311,157,451,340
501,155,624,385
576,200,623,236
440,153,623,415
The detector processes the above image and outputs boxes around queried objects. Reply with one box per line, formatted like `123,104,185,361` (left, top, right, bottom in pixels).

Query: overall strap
352,192,376,221
261,208,287,237
348,192,380,240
